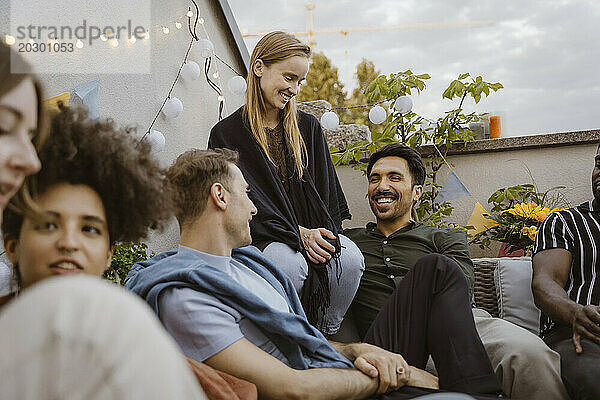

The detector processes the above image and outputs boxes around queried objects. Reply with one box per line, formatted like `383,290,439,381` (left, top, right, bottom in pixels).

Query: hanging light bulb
369,105,387,124
143,31,150,40
109,38,119,48
128,36,136,44
175,22,182,29
195,39,214,58
180,61,201,81
320,111,339,130
227,76,247,95
100,34,107,41
186,10,194,17
5,35,15,46
75,39,84,48
162,97,183,119
213,71,219,79
162,26,170,34
143,130,166,153
394,96,413,114
199,18,205,24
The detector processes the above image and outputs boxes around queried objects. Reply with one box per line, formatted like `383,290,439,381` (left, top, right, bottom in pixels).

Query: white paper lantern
144,129,166,153
394,96,413,114
320,111,339,130
369,105,387,124
421,120,436,132
181,61,201,81
196,39,214,58
228,75,247,95
163,97,183,119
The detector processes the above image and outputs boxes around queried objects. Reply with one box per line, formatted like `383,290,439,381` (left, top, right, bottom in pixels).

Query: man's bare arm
329,341,438,391
532,248,600,352
204,338,380,400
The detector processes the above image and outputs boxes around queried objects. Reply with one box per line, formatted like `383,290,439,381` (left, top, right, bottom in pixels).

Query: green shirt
344,221,474,338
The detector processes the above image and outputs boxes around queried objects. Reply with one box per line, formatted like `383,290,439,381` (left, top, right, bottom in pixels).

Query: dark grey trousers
364,254,503,399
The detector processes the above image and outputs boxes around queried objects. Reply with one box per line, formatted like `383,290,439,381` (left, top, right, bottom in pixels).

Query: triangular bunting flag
467,202,498,235
42,92,70,113
73,79,100,120
434,171,471,203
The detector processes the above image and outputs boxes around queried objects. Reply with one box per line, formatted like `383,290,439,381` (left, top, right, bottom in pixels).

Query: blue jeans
263,234,365,335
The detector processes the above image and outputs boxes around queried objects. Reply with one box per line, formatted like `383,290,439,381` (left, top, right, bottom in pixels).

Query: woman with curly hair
2,106,172,288
208,31,364,333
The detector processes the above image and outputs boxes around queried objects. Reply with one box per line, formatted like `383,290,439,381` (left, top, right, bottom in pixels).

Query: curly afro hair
2,106,172,244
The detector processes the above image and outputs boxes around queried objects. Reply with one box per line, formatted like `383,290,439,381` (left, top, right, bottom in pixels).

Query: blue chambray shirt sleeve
158,286,244,362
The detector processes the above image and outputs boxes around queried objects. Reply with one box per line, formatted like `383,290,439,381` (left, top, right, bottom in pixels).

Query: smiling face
0,78,42,215
4,183,112,289
368,156,423,224
223,164,258,249
593,148,600,202
254,55,309,115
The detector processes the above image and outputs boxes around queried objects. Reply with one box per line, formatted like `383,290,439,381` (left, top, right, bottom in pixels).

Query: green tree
347,58,381,130
297,52,348,120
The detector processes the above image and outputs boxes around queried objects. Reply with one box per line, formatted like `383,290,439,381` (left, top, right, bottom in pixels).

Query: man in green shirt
344,143,569,400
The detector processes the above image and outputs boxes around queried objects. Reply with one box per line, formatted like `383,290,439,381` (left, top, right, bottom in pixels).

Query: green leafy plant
332,71,503,231
471,184,569,253
103,242,154,285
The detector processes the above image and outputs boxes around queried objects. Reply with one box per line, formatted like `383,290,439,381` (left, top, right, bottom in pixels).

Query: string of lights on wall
2,1,418,152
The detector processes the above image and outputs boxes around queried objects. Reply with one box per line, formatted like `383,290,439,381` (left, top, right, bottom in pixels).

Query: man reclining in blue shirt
126,148,502,399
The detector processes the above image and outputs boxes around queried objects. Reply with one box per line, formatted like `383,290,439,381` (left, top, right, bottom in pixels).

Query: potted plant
472,184,569,255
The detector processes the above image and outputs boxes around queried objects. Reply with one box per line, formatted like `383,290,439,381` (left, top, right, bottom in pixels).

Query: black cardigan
208,106,351,326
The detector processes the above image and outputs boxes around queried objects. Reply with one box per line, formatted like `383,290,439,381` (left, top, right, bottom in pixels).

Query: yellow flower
521,226,537,240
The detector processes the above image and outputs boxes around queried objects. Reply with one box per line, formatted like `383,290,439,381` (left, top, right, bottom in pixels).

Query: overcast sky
228,0,600,137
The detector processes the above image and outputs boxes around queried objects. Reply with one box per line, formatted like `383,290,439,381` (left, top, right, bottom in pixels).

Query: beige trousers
473,308,569,400
0,275,206,400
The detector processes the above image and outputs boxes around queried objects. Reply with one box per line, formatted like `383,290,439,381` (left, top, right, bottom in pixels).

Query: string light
199,18,204,24
143,31,150,40
175,22,182,29
5,35,15,46
100,34,107,41
213,71,219,79
128,36,136,44
28,39,35,45
75,39,84,48
186,10,193,17
162,26,170,34
109,38,119,48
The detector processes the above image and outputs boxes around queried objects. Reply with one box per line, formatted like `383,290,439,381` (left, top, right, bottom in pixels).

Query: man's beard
370,195,413,222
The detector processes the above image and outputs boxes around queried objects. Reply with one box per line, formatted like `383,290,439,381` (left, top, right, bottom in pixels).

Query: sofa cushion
493,257,540,335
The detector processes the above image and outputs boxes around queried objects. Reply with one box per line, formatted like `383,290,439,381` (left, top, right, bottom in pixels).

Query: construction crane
242,3,494,50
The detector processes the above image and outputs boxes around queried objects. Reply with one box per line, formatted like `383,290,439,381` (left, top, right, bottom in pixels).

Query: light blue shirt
158,246,291,363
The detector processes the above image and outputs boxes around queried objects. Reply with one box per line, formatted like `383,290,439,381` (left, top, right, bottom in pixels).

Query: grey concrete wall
338,142,596,257
1,0,247,253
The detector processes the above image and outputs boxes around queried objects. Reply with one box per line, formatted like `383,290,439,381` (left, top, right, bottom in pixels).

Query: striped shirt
533,200,600,337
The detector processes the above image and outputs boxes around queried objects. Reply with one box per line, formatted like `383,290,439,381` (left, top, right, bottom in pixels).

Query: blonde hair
244,31,311,179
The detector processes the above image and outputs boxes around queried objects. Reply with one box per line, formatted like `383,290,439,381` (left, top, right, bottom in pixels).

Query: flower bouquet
472,184,569,254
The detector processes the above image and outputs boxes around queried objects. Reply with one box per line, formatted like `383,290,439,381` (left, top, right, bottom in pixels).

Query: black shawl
208,107,351,327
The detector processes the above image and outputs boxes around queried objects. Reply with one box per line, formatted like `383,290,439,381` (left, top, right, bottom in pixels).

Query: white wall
1,0,247,252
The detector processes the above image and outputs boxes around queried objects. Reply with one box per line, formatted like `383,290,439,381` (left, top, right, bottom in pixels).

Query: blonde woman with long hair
209,31,364,333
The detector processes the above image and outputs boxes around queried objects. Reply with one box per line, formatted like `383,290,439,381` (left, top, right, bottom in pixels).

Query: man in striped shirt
532,144,600,400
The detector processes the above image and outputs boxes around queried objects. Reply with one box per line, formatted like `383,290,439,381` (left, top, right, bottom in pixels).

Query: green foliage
103,242,154,286
332,70,503,232
346,59,381,131
297,52,349,120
